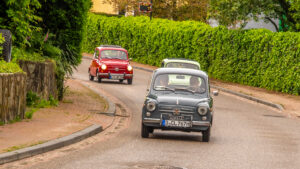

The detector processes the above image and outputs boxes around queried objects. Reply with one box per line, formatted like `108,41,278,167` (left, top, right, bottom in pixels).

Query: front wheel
202,127,211,142
127,78,133,85
89,72,94,81
96,72,101,83
141,123,149,138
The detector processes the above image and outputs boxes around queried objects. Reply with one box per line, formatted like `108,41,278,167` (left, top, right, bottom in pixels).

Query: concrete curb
210,85,284,111
132,66,284,111
0,125,102,165
0,79,117,165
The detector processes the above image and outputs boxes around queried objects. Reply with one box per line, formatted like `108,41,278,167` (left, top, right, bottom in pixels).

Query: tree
103,0,208,22
209,0,300,32
0,0,42,47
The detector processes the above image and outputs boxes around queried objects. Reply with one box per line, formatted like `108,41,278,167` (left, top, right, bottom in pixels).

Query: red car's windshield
101,50,127,60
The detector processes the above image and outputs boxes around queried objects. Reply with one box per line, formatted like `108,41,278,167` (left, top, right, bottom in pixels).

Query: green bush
0,60,23,73
82,14,300,95
38,0,92,65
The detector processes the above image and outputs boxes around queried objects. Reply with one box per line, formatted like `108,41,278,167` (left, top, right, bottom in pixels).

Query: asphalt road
5,58,300,169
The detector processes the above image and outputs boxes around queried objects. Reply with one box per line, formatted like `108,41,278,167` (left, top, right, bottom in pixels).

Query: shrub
0,60,23,73
82,14,300,95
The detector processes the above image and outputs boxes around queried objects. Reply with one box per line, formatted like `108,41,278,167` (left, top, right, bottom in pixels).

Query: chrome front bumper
98,73,133,77
143,118,210,127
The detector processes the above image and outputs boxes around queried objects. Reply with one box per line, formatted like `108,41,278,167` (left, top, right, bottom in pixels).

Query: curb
132,66,284,111
0,80,116,165
0,125,102,165
211,85,284,111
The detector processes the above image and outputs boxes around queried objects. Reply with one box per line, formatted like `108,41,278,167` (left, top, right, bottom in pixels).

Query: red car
88,45,133,84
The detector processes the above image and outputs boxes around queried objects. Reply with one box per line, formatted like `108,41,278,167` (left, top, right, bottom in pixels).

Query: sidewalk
0,79,113,153
128,60,300,117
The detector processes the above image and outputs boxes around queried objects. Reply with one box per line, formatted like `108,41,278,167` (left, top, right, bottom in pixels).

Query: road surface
3,58,300,169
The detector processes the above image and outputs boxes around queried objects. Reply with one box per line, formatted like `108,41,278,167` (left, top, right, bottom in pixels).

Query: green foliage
26,91,40,107
26,91,58,108
0,60,23,73
0,33,3,55
82,14,300,95
26,91,59,119
209,0,300,32
25,108,37,119
0,0,42,47
38,0,92,65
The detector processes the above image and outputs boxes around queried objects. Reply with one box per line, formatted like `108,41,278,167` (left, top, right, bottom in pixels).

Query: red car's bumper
98,72,133,80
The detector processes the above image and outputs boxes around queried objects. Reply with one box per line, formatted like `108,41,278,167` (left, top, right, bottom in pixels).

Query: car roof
154,68,208,78
96,45,127,52
162,58,200,67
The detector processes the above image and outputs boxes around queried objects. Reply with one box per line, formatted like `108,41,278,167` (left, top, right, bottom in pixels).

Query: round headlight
146,101,156,112
101,64,107,70
197,106,208,115
127,65,133,71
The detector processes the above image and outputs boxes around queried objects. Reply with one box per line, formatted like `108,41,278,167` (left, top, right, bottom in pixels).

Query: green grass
4,140,47,152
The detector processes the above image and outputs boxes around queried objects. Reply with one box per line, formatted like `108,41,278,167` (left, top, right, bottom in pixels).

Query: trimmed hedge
82,14,300,95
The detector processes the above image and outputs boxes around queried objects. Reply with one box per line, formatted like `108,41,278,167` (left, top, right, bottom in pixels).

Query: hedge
82,14,300,95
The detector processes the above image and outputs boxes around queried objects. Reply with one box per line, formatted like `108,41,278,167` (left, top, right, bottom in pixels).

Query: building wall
91,0,118,14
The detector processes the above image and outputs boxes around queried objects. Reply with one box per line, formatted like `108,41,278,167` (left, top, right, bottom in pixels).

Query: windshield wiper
155,86,175,92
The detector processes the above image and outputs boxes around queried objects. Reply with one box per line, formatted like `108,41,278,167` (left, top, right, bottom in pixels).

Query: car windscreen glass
166,62,199,70
153,73,206,93
101,50,127,60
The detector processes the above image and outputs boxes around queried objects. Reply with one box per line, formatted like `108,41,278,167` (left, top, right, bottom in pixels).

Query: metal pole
150,0,153,20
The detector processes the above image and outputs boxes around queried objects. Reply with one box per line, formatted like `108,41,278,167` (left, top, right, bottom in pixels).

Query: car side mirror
213,90,219,96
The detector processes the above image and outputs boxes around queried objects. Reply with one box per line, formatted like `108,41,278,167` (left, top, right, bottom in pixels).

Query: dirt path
0,79,112,153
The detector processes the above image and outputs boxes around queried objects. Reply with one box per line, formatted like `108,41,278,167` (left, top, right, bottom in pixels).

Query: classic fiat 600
141,68,218,142
88,45,133,84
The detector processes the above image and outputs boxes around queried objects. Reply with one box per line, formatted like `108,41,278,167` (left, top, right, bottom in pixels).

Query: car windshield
166,62,199,70
153,73,206,93
101,50,127,60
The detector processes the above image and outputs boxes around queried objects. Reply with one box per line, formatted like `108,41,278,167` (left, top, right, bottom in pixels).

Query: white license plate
163,120,192,128
111,75,123,79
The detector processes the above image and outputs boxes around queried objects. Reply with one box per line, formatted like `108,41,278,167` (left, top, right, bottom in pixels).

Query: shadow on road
150,131,206,142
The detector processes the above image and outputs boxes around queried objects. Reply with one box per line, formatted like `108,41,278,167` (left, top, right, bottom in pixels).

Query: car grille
158,105,195,114
107,65,126,72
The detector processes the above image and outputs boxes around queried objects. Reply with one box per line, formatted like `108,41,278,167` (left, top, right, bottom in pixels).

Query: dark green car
141,68,218,142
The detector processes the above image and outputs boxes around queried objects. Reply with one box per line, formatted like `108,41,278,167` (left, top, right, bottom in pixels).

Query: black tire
119,79,124,83
97,72,102,83
89,73,94,81
141,123,149,138
202,127,211,142
127,78,133,85
0,29,12,62
149,127,154,134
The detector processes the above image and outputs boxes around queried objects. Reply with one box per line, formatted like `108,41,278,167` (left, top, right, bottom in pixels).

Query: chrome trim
143,118,160,124
98,73,132,76
192,121,210,127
